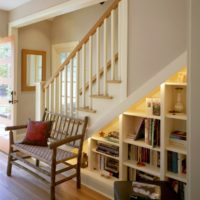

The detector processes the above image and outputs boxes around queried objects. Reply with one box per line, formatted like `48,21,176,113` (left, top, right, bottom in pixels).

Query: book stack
96,142,119,157
169,130,186,147
96,155,119,178
144,119,160,147
104,131,119,143
136,171,159,182
167,151,186,174
167,151,178,173
130,181,161,200
128,145,160,168
127,118,160,148
104,158,119,178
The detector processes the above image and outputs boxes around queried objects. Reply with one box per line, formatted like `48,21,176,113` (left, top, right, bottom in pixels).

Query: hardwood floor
0,152,110,200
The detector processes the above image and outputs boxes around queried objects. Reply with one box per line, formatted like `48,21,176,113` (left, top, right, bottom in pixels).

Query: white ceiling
0,0,31,11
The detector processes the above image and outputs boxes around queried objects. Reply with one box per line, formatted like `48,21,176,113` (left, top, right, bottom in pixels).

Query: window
52,42,78,116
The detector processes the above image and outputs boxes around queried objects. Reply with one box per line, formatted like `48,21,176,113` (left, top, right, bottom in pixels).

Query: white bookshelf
124,138,160,152
88,69,188,199
166,171,187,183
92,148,119,160
166,144,187,155
91,136,119,146
123,111,161,120
166,113,187,120
123,160,160,177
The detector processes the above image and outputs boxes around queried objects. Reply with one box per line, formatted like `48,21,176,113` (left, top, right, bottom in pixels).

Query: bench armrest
5,125,27,131
48,134,82,149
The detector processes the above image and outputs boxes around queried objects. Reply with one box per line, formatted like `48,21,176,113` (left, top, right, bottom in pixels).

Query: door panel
0,36,15,153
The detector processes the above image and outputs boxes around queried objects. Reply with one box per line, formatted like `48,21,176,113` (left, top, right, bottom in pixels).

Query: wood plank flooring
0,152,110,200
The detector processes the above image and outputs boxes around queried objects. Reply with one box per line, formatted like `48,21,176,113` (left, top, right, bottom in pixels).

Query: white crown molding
9,0,108,30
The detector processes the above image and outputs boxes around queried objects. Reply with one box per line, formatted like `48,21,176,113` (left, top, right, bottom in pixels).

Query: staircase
36,0,128,128
34,0,188,198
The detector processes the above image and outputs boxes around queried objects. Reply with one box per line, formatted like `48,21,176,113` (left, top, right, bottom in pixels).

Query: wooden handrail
44,0,121,89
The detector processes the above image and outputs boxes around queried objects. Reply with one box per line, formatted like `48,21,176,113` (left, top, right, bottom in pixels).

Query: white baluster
53,78,57,112
65,65,68,115
35,82,44,120
96,27,100,95
103,18,108,96
76,52,80,110
58,71,62,113
70,60,73,116
118,3,121,81
89,36,93,109
82,44,86,108
48,83,53,112
44,87,48,110
111,9,115,80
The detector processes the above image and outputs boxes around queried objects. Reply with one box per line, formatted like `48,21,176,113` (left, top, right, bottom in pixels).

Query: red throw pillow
22,120,53,146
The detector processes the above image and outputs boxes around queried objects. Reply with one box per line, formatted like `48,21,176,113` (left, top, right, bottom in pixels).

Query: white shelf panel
166,171,187,183
124,138,160,152
123,160,160,177
92,148,119,160
82,168,118,187
165,82,187,86
123,111,161,120
91,136,119,146
166,144,187,155
166,113,187,120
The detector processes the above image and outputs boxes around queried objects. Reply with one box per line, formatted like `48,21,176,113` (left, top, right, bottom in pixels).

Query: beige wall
18,21,51,124
188,0,200,199
51,1,113,44
16,1,112,123
128,0,187,95
0,10,8,37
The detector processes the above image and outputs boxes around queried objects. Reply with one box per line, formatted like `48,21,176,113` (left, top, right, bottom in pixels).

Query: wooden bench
5,109,88,200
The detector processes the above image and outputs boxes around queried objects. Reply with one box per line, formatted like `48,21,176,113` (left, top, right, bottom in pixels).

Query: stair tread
78,107,96,113
107,80,121,84
91,95,113,99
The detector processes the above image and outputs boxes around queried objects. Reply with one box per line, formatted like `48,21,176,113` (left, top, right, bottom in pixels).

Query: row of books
128,145,160,168
127,118,160,147
167,151,186,174
169,130,186,147
94,155,119,178
96,142,119,157
128,168,159,181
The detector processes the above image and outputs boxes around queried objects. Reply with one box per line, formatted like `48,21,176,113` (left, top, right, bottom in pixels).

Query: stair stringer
87,51,187,137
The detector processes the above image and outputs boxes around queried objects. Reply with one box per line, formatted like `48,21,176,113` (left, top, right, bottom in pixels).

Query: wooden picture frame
21,49,46,91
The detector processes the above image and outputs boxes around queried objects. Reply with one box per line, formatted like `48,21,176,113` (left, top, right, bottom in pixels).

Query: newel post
35,81,45,120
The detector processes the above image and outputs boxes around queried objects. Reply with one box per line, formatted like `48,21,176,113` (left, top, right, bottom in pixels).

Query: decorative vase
174,87,184,113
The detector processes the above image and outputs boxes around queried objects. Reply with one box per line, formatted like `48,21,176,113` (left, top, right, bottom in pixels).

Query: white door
0,36,16,152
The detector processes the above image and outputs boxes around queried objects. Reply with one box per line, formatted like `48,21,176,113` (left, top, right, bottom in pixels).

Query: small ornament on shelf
146,98,153,115
174,87,184,113
152,98,161,116
81,152,88,168
99,131,105,137
176,71,187,83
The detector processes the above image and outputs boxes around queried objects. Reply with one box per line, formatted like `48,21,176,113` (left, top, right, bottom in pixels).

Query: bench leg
76,165,81,189
36,159,40,167
50,186,55,200
7,154,12,176
50,149,56,200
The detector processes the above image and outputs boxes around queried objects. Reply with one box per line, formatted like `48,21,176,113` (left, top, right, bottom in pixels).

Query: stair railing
36,0,126,119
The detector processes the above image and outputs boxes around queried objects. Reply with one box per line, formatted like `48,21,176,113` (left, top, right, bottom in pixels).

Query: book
130,181,161,200
134,118,145,140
